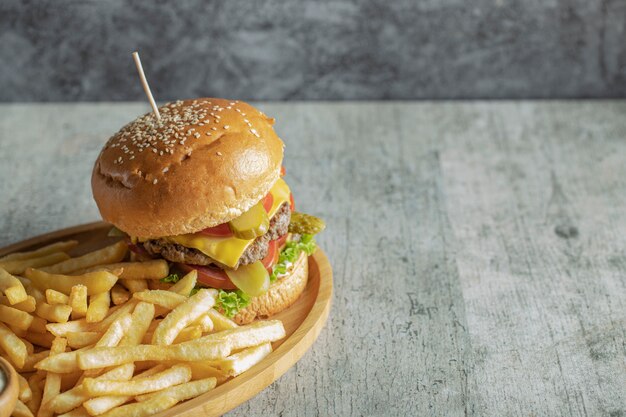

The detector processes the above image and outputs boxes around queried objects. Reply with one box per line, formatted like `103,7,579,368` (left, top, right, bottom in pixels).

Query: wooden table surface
0,101,624,416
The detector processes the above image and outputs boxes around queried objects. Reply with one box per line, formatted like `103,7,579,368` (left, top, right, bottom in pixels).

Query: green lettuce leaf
215,289,251,318
269,234,317,283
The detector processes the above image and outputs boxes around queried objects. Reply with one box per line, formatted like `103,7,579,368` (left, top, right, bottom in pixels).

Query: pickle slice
229,202,270,240
224,261,270,297
288,212,326,235
107,226,128,237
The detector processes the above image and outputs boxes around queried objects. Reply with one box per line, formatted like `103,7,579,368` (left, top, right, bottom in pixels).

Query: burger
91,98,324,324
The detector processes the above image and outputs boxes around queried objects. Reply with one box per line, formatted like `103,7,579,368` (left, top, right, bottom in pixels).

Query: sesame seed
211,127,217,131
216,151,222,156
153,179,158,184
163,167,169,173
224,125,230,129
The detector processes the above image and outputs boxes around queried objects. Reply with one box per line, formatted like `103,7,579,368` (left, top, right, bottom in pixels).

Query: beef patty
142,202,290,269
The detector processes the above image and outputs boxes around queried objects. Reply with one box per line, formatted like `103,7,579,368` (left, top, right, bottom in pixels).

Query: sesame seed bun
233,251,309,325
92,98,284,238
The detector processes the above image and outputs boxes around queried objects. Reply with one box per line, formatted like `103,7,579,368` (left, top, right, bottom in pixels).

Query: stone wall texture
1,0,625,101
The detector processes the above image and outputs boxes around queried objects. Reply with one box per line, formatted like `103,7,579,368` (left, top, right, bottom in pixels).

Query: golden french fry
78,260,169,280
49,363,134,414
0,240,78,262
6,349,48,372
0,322,27,367
208,342,272,376
184,361,229,384
77,339,231,369
194,313,213,333
169,270,197,295
80,365,167,415
94,312,132,348
57,406,90,417
34,345,89,374
66,331,101,349
152,289,217,345
207,308,238,331
0,252,70,275
121,278,148,293
0,267,28,304
135,376,217,403
148,280,172,290
12,399,34,417
196,319,286,350
26,372,45,414
111,284,130,305
45,288,69,305
144,325,202,344
0,293,36,312
133,290,186,310
120,301,154,346
25,268,119,296
83,364,191,396
28,316,48,334
92,394,178,417
0,304,34,330
39,337,67,417
17,373,32,402
86,291,110,323
46,301,136,337
35,301,72,323
41,240,128,275
69,284,88,319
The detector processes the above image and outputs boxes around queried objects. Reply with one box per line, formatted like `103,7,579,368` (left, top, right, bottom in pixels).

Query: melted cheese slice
156,178,291,268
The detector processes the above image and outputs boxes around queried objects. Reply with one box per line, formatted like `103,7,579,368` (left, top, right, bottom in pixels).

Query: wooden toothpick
132,51,161,121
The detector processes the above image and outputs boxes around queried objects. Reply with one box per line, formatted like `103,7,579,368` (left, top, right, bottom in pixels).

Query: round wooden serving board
0,222,333,417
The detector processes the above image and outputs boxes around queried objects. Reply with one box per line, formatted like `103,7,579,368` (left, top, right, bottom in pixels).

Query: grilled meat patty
142,202,290,269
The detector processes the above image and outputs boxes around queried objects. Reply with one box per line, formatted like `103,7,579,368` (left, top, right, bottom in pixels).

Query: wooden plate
0,222,333,417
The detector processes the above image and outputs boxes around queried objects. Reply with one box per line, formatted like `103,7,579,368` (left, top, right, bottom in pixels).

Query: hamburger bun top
92,98,284,238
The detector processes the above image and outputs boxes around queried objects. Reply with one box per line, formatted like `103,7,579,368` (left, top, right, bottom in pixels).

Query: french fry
119,301,155,346
148,279,172,290
152,289,217,345
60,371,83,392
77,339,231,369
86,291,110,323
0,252,70,275
28,316,48,334
194,313,214,333
26,372,45,414
7,349,49,372
0,322,27,367
46,301,136,337
184,361,229,383
133,290,186,310
12,399,34,417
40,240,128,275
143,325,202,344
18,372,32,402
83,364,191,396
121,278,148,293
69,285,88,319
66,331,101,349
0,240,78,262
45,288,69,305
79,365,166,415
49,364,134,414
169,270,197,295
0,267,28,304
78,260,169,280
57,406,90,417
0,293,36,312
195,319,286,350
39,337,67,417
207,308,238,330
208,342,272,376
25,268,119,296
135,376,217,402
35,302,72,323
94,312,132,348
20,337,34,354
0,304,34,330
111,284,130,305
96,395,178,417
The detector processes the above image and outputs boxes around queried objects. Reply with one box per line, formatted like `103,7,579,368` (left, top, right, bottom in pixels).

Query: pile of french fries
0,240,286,417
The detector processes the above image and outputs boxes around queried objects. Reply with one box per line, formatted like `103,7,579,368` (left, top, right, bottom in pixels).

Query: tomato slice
126,241,156,261
289,193,295,211
280,166,286,177
261,240,279,272
177,263,237,290
276,233,289,250
262,193,274,213
198,223,233,237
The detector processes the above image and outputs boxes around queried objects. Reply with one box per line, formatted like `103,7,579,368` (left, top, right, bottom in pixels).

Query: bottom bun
233,251,309,325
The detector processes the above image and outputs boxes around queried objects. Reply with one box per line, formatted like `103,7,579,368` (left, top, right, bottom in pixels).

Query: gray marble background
1,0,625,101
